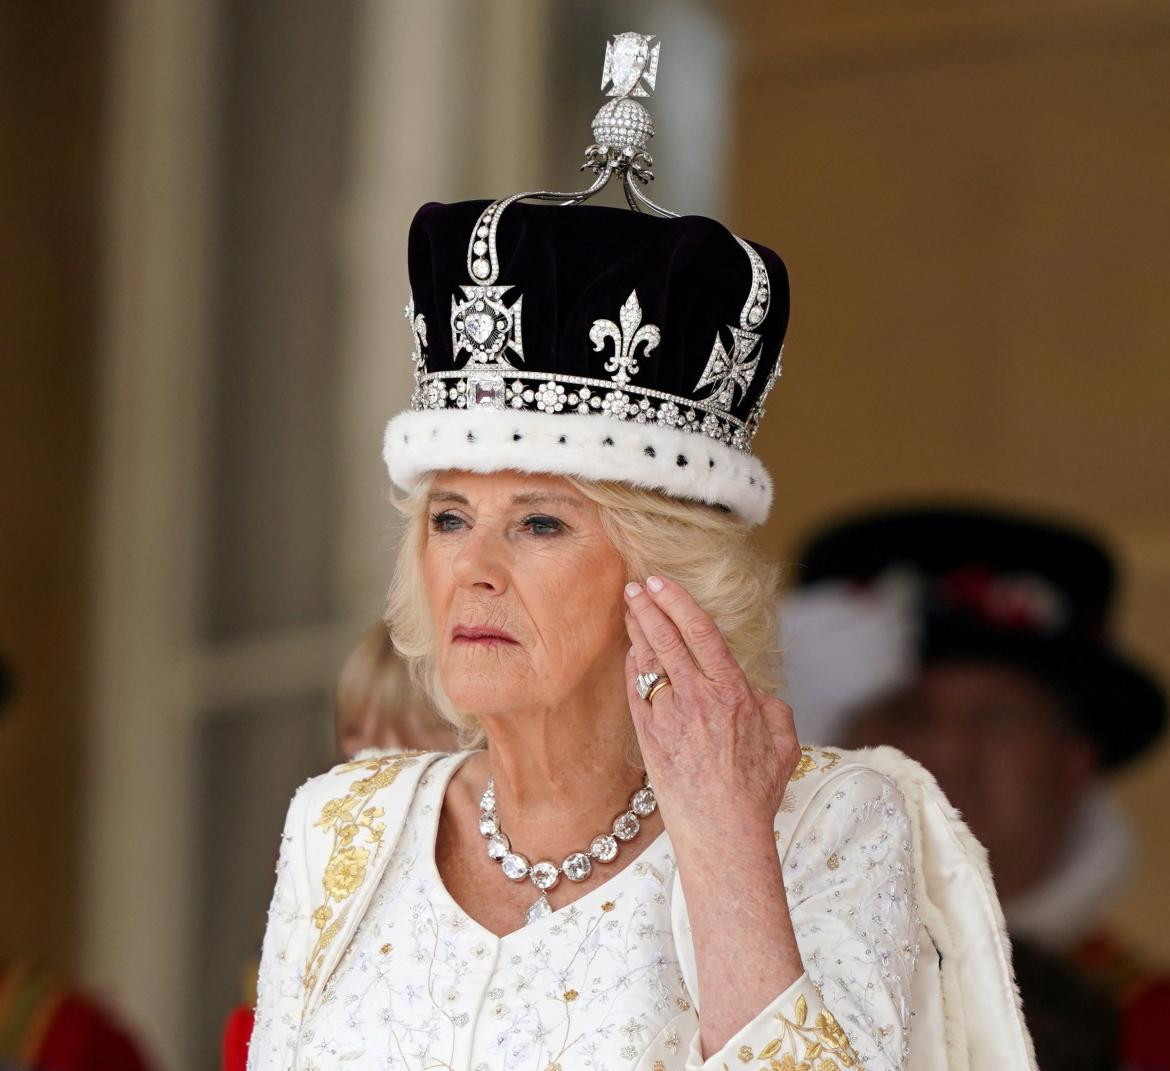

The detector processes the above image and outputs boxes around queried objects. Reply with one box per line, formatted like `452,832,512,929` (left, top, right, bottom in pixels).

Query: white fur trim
383,408,774,524
859,745,1039,1071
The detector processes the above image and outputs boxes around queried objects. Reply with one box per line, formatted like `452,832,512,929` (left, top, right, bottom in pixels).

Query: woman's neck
464,682,650,861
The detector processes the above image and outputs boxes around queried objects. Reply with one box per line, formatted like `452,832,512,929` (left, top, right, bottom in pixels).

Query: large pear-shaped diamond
525,894,552,926
609,33,649,96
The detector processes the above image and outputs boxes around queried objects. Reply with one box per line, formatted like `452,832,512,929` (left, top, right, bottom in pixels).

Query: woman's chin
439,671,531,719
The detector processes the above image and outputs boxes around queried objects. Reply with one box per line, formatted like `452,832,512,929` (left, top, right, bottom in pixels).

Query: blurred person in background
782,504,1168,1071
334,621,456,759
0,655,158,1071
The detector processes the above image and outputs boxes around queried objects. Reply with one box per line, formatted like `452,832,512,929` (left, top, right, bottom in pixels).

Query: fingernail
625,582,643,598
626,646,635,659
646,575,664,593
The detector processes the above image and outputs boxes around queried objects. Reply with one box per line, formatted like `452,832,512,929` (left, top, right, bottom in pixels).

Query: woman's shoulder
286,749,458,827
785,743,903,796
780,743,991,874
780,743,943,827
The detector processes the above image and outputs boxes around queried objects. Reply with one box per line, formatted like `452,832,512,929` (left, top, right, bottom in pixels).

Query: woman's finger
623,581,701,685
625,610,657,675
624,646,651,715
626,611,677,715
643,575,741,682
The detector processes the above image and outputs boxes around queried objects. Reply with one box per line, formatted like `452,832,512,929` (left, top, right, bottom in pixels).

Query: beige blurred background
0,2,1166,1069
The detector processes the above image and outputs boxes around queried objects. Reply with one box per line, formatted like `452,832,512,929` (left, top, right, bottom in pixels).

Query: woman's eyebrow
427,489,470,505
509,492,584,508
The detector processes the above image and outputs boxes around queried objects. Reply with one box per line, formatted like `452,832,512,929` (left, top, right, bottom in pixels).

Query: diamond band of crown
416,368,754,451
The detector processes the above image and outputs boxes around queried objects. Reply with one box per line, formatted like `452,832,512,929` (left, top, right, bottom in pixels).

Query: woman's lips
451,626,518,646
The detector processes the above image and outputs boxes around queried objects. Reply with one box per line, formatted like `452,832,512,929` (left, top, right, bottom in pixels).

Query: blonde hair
336,621,414,720
384,474,783,748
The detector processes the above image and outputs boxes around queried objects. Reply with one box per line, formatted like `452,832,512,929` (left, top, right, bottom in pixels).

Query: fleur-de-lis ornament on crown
589,291,661,387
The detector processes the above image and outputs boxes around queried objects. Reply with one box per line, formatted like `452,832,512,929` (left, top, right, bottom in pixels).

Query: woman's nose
450,528,509,593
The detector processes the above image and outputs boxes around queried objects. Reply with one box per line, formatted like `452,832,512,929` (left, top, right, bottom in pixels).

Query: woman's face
422,470,630,721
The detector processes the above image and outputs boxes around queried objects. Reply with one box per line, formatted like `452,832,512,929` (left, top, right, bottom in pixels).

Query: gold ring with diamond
635,671,671,702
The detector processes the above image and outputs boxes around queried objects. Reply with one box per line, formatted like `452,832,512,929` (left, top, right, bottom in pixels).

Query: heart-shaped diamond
465,310,495,345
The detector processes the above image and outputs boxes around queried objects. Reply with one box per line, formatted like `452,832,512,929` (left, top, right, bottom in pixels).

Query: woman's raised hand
623,575,801,849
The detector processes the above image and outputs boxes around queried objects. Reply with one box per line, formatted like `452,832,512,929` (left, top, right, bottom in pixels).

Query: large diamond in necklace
478,772,656,926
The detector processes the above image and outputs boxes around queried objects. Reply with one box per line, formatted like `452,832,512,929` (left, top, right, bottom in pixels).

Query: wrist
670,817,780,874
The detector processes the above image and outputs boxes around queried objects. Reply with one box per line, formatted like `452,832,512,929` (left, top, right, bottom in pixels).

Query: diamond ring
634,671,671,702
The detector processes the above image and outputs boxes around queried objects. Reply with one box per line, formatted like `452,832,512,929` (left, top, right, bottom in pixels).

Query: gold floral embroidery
563,989,579,1002
826,852,840,871
739,1044,755,1061
789,747,841,782
303,751,423,991
323,845,370,899
601,900,616,912
653,1063,667,1071
745,992,860,1069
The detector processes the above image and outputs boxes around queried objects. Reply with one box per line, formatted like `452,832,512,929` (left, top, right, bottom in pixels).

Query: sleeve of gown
682,767,919,1071
246,783,315,1071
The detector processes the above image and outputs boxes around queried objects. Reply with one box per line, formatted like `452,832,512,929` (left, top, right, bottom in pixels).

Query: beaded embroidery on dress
247,749,934,1071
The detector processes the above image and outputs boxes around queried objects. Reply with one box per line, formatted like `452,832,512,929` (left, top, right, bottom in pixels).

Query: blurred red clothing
220,1005,253,1071
1075,933,1170,1071
0,962,156,1071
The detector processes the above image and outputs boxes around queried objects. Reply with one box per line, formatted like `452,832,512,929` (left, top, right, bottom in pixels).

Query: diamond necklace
478,773,658,926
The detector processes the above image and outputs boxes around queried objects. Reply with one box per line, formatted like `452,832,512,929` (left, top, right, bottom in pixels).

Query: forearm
675,822,805,1059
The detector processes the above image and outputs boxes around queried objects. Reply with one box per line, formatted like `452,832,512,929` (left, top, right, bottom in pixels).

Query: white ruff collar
1002,787,1133,948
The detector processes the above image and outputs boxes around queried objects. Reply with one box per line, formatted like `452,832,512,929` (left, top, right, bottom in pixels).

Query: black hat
796,505,1166,768
381,33,788,525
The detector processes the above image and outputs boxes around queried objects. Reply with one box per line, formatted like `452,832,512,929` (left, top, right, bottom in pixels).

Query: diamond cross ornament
602,32,661,98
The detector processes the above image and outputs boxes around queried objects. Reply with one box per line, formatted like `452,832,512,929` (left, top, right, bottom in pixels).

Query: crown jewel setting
406,32,782,455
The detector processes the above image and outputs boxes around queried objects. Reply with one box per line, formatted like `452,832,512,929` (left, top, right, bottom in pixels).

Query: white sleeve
246,783,315,1071
680,767,919,1071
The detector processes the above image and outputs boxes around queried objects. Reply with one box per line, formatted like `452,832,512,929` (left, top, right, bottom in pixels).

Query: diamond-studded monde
592,98,654,153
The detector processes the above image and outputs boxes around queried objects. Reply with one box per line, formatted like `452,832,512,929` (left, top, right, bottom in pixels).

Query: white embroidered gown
247,748,923,1071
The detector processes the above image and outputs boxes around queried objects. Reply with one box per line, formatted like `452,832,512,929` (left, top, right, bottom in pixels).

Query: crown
383,33,788,525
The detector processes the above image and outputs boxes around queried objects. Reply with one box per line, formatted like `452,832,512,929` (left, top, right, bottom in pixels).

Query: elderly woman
246,41,1034,1071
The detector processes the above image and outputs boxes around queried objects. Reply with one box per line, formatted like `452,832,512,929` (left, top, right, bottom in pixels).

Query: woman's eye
430,510,466,533
521,514,564,537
